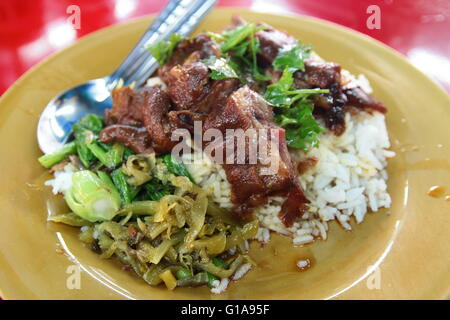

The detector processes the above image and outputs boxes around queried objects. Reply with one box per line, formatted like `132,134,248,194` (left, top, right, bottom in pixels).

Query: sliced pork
100,86,177,155
204,86,309,226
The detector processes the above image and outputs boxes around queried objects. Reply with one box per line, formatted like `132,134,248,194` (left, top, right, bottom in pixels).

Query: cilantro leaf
220,23,265,52
147,33,183,65
275,100,324,151
264,70,328,107
264,70,295,106
202,56,240,81
273,41,312,72
216,23,269,84
265,68,328,152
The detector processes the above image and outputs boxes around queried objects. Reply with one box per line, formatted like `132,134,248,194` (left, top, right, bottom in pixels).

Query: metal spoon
37,0,216,154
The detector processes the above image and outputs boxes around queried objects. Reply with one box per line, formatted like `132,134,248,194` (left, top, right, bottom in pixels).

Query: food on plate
40,16,394,293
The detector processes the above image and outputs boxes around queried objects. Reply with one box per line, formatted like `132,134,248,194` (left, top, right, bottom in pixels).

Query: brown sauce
427,186,446,198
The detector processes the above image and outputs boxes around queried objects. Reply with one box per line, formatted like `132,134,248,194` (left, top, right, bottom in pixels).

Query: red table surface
0,0,449,96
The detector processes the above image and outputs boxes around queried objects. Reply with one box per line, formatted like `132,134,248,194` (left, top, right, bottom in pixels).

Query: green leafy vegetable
162,154,195,183
72,114,104,135
212,257,228,269
38,141,76,168
72,115,128,168
65,170,121,222
123,146,134,161
72,115,104,167
74,131,96,168
147,33,184,65
176,272,209,287
202,56,240,81
273,41,311,72
48,212,92,227
86,142,109,167
111,168,141,205
139,179,173,201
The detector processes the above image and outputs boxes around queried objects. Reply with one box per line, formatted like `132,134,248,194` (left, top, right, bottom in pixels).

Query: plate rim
0,8,449,300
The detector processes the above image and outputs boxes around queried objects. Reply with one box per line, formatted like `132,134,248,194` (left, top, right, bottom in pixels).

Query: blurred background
0,0,449,95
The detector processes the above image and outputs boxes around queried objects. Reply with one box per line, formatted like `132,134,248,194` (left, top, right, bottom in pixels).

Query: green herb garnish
215,23,269,83
275,99,324,151
261,35,329,152
202,56,240,81
264,70,328,107
147,33,184,65
273,41,311,72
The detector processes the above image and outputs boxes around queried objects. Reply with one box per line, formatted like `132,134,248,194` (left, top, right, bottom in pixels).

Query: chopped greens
212,23,269,83
139,178,173,201
147,33,184,65
273,41,311,72
162,154,196,183
264,70,329,107
212,256,228,269
265,70,327,151
266,45,328,151
219,23,264,52
38,141,76,168
39,112,257,291
72,114,104,135
111,168,141,205
202,56,240,81
275,100,324,151
207,272,218,287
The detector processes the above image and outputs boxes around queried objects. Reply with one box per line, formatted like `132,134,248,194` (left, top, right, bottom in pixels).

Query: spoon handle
109,0,217,89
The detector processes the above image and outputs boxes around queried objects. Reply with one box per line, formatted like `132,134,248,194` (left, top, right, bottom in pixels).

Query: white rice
44,164,76,195
146,76,167,90
184,110,394,246
231,263,253,280
210,277,229,294
296,259,310,269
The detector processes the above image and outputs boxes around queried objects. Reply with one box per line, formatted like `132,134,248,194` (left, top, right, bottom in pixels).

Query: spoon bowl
37,0,217,155
37,77,113,154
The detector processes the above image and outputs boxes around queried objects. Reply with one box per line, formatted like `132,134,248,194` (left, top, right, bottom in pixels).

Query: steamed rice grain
184,110,393,245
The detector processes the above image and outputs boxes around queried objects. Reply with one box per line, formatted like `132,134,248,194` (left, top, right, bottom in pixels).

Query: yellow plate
0,8,449,300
